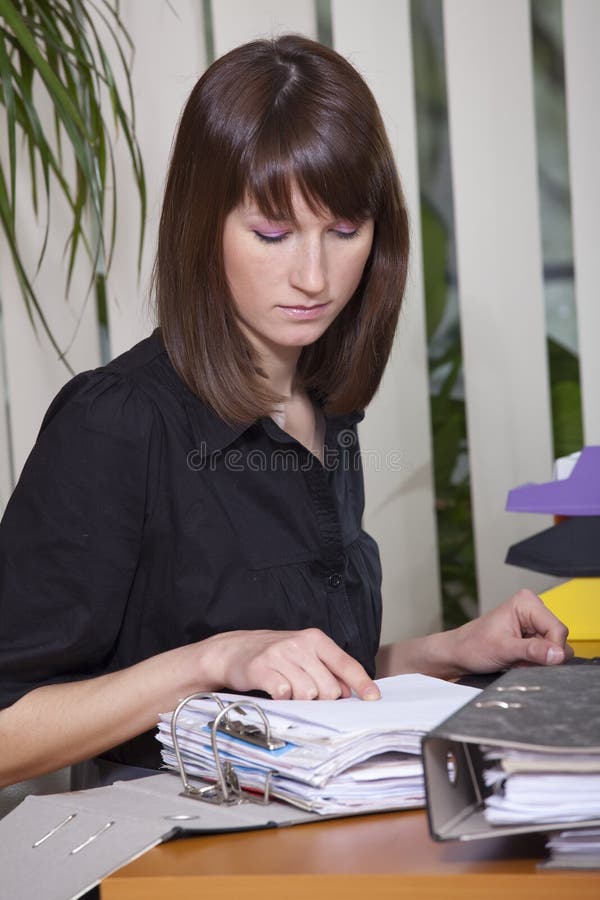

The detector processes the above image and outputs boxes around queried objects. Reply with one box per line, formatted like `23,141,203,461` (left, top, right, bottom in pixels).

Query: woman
0,35,570,787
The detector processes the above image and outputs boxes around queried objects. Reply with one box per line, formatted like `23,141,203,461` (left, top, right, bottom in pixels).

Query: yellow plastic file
540,579,600,657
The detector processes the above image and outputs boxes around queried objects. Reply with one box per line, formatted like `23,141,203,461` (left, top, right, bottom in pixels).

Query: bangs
237,113,384,225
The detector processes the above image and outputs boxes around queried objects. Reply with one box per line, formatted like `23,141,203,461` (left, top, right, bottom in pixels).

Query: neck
259,345,302,399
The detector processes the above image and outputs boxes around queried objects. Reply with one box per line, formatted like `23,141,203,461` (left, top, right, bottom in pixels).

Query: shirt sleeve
0,369,157,708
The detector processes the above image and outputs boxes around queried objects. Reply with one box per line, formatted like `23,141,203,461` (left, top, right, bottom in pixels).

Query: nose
290,239,327,297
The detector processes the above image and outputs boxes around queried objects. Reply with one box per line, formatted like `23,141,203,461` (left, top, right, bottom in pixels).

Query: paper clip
170,692,282,806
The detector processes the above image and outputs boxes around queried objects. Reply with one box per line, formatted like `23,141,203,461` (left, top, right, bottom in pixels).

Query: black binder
422,665,600,841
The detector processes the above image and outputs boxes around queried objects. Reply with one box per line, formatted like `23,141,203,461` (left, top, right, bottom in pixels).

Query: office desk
102,806,600,899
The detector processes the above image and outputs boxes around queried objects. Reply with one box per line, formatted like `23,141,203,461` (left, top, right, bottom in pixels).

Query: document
483,748,600,824
544,827,600,869
157,673,479,815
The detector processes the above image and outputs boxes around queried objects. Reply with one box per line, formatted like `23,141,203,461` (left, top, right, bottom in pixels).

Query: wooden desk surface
102,807,600,900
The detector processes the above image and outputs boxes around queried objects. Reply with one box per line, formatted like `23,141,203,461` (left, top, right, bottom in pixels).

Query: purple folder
506,446,600,515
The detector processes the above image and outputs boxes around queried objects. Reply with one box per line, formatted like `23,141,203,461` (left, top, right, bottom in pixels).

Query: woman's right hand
0,629,378,787
196,628,381,701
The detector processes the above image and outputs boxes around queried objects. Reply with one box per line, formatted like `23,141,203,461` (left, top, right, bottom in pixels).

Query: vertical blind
0,0,594,638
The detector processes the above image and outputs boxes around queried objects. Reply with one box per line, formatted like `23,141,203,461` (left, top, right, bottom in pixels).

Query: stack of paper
157,674,479,815
482,747,600,825
545,828,600,869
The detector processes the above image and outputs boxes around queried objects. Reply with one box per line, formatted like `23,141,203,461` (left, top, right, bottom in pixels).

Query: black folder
422,665,600,841
505,515,600,577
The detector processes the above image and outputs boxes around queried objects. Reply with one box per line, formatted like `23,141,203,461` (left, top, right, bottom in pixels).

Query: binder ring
170,692,226,799
170,692,282,805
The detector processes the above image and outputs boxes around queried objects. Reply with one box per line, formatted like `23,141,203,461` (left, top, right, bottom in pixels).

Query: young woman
0,35,570,788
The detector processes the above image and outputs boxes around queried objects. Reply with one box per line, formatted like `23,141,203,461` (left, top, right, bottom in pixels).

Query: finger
514,590,570,647
255,668,293,700
254,659,323,701
314,635,380,700
256,632,341,699
298,659,345,700
511,636,566,666
277,637,351,699
285,667,321,701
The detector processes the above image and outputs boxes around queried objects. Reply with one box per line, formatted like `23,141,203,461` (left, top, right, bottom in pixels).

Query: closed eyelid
255,227,289,237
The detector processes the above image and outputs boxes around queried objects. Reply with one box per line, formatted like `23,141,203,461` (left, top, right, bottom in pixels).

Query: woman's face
222,186,374,360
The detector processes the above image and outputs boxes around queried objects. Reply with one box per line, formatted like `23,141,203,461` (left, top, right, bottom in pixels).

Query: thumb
521,637,565,666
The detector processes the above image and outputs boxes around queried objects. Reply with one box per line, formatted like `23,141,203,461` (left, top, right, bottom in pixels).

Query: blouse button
327,573,343,588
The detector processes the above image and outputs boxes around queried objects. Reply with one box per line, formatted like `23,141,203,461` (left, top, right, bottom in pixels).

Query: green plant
422,197,584,629
0,0,145,367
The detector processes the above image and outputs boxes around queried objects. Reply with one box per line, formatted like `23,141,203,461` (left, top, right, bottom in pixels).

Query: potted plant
0,0,146,369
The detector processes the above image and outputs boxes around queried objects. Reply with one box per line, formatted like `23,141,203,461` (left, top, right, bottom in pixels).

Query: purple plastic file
506,445,600,515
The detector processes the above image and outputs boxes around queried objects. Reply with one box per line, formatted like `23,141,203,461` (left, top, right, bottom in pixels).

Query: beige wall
1,0,598,637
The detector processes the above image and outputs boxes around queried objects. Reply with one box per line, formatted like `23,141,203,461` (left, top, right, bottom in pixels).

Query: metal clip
170,692,283,806
494,685,542,692
475,700,523,709
208,708,285,751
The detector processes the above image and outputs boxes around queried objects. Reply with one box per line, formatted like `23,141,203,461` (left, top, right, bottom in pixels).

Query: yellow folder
540,579,600,656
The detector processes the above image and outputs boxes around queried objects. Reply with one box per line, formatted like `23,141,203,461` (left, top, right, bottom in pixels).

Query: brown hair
154,34,409,423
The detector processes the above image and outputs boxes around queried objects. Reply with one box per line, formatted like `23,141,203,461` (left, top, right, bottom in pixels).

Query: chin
279,322,332,346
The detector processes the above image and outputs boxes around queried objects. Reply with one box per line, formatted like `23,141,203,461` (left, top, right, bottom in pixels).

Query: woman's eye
333,227,359,240
253,231,289,244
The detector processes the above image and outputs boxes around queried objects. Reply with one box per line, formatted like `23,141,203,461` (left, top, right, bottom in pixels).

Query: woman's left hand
448,588,574,674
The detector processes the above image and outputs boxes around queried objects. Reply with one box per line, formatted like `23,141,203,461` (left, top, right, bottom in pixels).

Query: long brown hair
154,34,409,423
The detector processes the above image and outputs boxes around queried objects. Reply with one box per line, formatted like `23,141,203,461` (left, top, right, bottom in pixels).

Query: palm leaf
0,0,146,366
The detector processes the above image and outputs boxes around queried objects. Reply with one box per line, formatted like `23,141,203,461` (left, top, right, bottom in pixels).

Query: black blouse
0,331,383,768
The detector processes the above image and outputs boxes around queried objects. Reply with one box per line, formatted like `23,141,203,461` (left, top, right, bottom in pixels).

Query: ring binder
160,674,482,817
170,692,281,806
423,666,600,841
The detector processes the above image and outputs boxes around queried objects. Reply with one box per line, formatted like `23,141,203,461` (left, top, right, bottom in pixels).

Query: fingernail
546,646,564,664
362,686,380,701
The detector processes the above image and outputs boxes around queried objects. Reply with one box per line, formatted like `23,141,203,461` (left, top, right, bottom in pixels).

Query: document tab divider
171,691,280,806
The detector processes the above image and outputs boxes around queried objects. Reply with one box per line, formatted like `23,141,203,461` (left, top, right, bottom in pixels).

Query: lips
277,303,330,320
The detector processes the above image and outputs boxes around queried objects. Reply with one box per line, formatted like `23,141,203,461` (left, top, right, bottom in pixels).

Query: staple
70,821,115,855
32,813,77,848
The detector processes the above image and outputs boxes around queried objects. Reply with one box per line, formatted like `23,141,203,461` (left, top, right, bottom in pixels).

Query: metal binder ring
170,692,226,797
171,694,282,805
210,701,277,801
474,699,523,709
